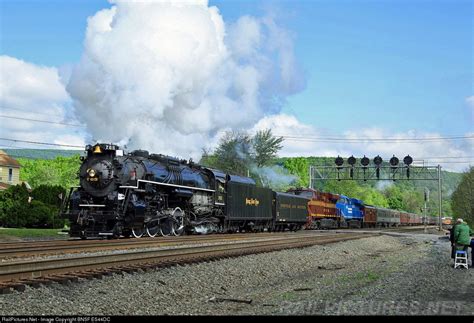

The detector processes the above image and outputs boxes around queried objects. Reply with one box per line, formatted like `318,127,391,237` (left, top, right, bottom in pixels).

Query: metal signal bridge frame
309,156,443,231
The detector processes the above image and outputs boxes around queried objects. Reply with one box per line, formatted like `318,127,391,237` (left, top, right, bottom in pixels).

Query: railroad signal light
404,155,413,179
348,155,356,166
389,155,399,168
335,156,344,169
403,155,413,166
361,155,370,167
373,155,383,166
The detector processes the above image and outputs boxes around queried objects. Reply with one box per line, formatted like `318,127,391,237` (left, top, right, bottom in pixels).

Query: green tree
384,186,404,210
211,131,253,176
451,167,474,225
252,129,283,167
201,129,285,177
18,155,81,189
283,157,309,187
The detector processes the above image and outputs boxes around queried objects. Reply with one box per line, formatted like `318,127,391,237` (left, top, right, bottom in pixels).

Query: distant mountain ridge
3,149,83,160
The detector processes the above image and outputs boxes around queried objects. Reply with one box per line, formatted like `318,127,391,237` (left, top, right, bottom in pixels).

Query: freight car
60,143,309,239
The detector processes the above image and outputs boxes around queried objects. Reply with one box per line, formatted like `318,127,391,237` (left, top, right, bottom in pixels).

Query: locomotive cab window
217,182,225,193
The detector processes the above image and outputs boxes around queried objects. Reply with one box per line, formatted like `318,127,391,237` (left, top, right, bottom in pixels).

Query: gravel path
0,231,472,316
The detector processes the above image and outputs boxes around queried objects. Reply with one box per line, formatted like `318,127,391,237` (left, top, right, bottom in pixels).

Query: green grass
339,271,381,284
0,227,67,239
280,291,299,301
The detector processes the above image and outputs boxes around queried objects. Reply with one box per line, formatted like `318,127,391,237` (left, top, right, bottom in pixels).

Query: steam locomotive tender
61,144,308,239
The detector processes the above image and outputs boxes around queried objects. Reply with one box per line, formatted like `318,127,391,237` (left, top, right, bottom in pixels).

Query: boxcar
273,192,309,231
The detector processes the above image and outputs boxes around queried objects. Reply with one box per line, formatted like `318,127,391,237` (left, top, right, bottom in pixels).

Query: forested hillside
4,149,82,160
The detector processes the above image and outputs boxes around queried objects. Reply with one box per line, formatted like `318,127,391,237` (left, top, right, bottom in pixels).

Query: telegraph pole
437,165,442,231
424,188,429,233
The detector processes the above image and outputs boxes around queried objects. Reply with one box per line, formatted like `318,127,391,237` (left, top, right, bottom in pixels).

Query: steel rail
0,232,324,259
0,233,374,284
0,231,298,250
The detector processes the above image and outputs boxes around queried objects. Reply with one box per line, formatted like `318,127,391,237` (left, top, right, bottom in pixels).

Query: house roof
0,150,21,168
0,182,32,191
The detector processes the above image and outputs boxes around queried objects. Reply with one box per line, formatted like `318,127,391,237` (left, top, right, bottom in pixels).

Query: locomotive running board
120,179,215,193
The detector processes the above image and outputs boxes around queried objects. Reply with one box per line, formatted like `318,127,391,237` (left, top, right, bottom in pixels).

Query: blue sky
0,0,472,169
2,0,472,135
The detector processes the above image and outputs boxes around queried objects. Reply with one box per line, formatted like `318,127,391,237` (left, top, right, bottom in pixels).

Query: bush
0,184,65,228
28,200,64,229
31,185,65,207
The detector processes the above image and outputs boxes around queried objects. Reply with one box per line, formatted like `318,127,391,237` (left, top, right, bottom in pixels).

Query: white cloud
251,113,473,172
67,0,305,160
0,55,85,149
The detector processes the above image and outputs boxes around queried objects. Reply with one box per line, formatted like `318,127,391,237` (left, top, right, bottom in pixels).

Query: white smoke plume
252,165,297,191
375,181,393,191
67,0,305,159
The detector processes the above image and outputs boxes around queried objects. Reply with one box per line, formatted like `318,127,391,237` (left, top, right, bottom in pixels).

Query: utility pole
437,165,442,231
424,188,429,233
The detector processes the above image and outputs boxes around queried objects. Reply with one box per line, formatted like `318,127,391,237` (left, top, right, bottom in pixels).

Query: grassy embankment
0,227,67,240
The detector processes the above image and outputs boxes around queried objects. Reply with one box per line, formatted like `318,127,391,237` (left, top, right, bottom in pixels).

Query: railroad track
0,232,306,260
0,232,376,294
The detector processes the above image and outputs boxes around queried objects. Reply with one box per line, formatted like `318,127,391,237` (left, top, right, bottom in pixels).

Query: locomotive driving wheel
132,226,145,238
160,207,185,236
172,208,185,236
146,219,161,238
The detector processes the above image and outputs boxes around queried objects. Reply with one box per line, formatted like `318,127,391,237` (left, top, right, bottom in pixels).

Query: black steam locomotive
61,143,308,239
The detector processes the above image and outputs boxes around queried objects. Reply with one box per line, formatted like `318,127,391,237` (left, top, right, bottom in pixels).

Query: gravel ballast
0,231,472,316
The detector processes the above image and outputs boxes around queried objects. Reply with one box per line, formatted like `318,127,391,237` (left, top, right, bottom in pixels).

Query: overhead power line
416,161,474,164
0,115,84,127
0,107,67,119
277,134,474,143
0,138,84,148
418,156,474,159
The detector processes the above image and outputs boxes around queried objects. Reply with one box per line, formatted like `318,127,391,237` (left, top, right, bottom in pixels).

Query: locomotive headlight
88,169,96,177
